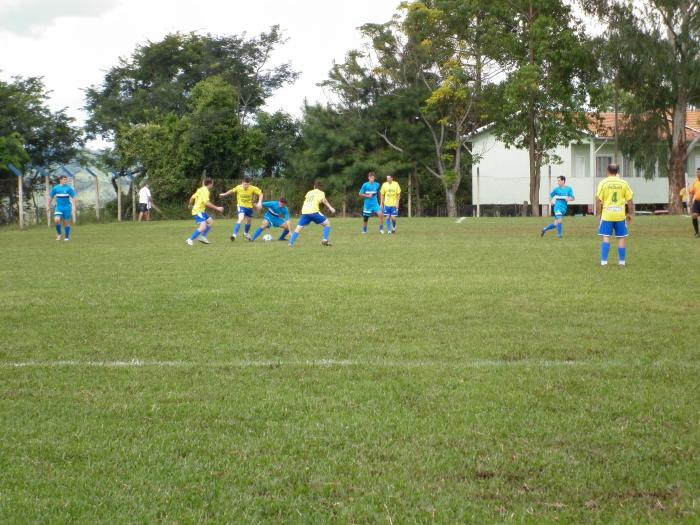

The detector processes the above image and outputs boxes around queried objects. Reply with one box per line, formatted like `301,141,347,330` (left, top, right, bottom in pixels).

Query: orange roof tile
587,111,700,140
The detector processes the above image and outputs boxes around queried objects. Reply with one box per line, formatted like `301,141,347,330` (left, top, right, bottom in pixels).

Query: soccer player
689,168,700,237
186,178,223,246
48,174,76,241
359,171,383,233
137,183,152,222
596,164,634,266
219,176,263,241
288,180,336,247
249,198,292,242
540,176,574,237
380,175,401,234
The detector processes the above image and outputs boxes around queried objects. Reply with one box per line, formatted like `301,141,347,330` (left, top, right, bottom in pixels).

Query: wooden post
117,177,122,222
476,167,481,218
95,175,100,220
132,177,136,221
408,175,412,218
45,175,50,227
17,174,24,229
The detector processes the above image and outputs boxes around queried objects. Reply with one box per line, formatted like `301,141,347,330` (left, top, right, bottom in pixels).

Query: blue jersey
550,186,574,215
50,184,75,208
359,182,380,206
262,200,289,221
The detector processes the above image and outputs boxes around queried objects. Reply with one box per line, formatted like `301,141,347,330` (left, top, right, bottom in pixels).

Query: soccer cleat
619,261,626,266
186,239,194,246
321,239,331,247
361,231,367,234
198,237,211,244
288,243,294,248
600,261,608,266
387,230,392,235
230,235,236,242
380,230,384,234
64,238,70,242
244,233,251,240
540,229,545,237
56,235,62,241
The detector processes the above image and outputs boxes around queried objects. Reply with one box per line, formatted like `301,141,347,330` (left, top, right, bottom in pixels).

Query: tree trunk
668,96,688,215
443,177,461,218
414,173,422,217
528,139,540,216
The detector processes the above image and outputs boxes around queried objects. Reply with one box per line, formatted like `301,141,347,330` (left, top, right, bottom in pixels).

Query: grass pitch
0,216,698,524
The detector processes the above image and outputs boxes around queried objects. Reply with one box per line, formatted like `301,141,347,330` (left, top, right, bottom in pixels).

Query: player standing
250,198,292,242
540,176,574,237
288,181,336,247
137,183,152,222
48,174,76,241
186,178,223,246
219,176,263,241
596,164,634,266
689,167,700,237
359,171,383,234
380,175,401,234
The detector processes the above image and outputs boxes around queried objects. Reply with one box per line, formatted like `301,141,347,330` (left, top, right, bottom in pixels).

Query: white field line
0,358,696,369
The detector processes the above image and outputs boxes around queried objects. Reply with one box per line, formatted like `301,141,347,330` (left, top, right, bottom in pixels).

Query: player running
288,181,336,247
380,175,401,234
249,198,292,242
540,176,574,238
359,171,383,234
689,167,700,237
219,176,263,241
186,178,223,246
596,164,634,266
48,174,76,241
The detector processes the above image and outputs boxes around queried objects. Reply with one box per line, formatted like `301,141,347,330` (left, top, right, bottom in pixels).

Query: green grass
0,216,698,524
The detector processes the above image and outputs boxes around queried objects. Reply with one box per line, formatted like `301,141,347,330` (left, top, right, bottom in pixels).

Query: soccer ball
263,234,273,242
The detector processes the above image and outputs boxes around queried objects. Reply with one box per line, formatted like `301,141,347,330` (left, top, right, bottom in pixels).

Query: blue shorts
363,202,381,217
383,206,398,217
54,207,72,221
264,213,286,228
598,220,628,237
238,206,253,218
553,209,566,218
298,213,327,227
193,212,210,223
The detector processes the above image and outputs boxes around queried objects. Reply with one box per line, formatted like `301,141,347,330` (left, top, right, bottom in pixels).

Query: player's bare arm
205,201,224,213
627,200,635,222
323,199,336,214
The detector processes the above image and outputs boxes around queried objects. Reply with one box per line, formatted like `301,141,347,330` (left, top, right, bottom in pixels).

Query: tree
489,0,594,216
583,0,700,214
248,111,302,178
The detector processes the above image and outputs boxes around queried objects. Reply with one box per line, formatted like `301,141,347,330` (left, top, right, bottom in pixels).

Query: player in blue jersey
359,171,383,234
540,176,574,238
249,198,292,242
48,175,76,241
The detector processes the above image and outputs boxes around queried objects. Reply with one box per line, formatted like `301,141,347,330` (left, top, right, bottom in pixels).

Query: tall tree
489,0,594,216
583,0,700,214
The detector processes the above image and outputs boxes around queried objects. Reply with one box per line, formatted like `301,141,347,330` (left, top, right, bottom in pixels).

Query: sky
0,0,402,146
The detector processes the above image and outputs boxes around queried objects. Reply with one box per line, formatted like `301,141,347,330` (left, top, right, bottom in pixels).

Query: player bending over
596,164,634,266
359,171,383,234
250,198,291,242
380,175,401,234
49,174,76,241
186,178,223,246
541,176,574,238
289,181,336,247
219,176,263,241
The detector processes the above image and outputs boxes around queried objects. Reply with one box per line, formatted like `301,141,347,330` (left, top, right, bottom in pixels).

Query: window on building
596,156,613,178
574,156,586,178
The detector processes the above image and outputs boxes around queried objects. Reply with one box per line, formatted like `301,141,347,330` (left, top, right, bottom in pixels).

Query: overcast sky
0,0,401,146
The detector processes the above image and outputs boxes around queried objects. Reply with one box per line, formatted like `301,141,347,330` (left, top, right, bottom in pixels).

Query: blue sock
189,229,201,241
618,247,626,263
386,218,391,230
392,220,396,230
323,226,331,241
244,223,251,235
379,223,383,231
289,231,299,246
203,225,211,236
64,226,70,239
233,223,241,236
556,223,562,237
543,223,556,232
55,224,61,235
362,223,367,233
279,229,289,241
252,227,263,241
601,241,610,263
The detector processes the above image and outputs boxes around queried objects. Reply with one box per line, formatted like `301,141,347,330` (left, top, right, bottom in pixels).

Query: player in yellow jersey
288,180,336,247
689,168,700,237
380,175,401,234
186,178,224,246
596,164,634,266
219,176,263,241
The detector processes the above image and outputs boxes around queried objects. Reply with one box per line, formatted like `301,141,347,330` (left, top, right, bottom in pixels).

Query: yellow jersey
689,180,700,202
596,176,633,222
381,181,401,207
679,187,688,201
231,184,262,208
301,189,326,214
191,186,210,215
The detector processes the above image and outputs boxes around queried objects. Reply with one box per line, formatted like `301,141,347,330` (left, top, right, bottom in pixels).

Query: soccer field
1,217,698,524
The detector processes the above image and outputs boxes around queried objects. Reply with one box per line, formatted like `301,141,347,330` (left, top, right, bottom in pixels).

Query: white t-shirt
138,186,152,205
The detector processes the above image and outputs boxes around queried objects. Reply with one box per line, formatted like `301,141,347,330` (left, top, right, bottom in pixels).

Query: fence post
408,176,412,218
130,174,136,221
85,167,100,219
111,172,122,222
476,167,481,218
7,163,24,229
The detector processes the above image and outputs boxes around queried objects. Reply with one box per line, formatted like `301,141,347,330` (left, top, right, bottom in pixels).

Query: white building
470,111,700,212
